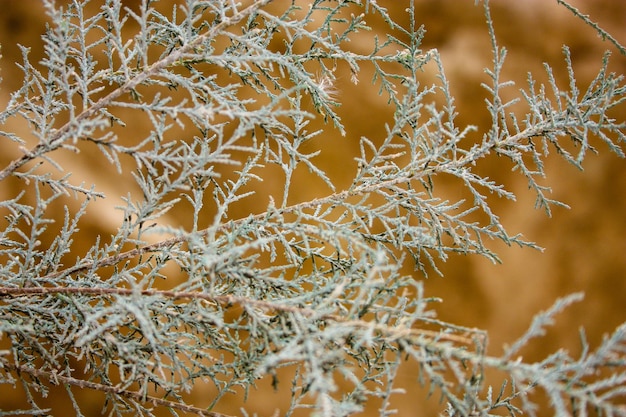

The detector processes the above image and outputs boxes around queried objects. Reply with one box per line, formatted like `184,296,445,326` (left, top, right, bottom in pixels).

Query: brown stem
0,286,478,346
1,361,233,417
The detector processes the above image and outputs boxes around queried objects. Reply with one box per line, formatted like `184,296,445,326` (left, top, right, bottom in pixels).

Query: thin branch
0,361,233,417
0,286,478,347
557,0,626,56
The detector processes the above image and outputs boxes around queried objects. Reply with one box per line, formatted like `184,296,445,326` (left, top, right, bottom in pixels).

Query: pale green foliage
0,0,625,416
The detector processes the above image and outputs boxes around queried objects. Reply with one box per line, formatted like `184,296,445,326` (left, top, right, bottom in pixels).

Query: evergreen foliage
0,0,625,416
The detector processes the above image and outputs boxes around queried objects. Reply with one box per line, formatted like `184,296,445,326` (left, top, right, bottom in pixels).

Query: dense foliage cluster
0,0,624,416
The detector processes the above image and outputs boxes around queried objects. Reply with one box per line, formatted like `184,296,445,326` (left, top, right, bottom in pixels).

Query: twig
0,361,233,417
0,286,478,347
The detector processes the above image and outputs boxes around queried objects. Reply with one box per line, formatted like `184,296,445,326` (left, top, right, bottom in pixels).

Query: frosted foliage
0,0,625,416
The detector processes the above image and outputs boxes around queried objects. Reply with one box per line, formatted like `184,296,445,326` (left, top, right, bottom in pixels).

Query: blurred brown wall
0,0,624,415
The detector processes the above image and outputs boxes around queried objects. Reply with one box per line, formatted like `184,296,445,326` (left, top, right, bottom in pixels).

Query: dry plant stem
0,361,232,417
0,286,477,347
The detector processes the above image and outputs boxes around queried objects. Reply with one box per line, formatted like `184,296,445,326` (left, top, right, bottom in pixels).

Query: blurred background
0,0,625,415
